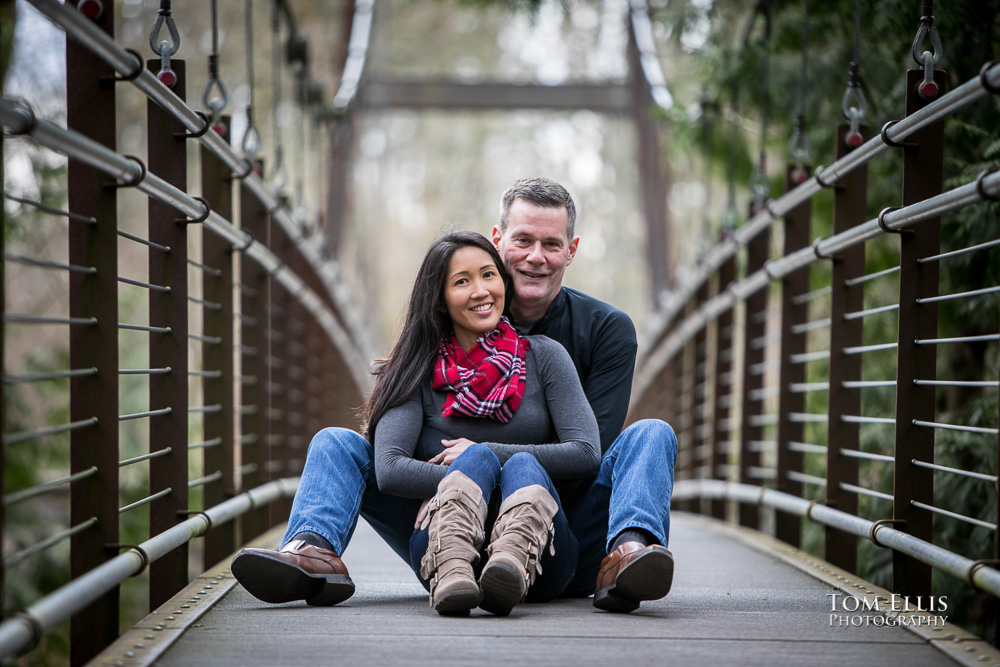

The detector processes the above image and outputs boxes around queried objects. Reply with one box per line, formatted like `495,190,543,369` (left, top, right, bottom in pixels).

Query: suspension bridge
1,0,999,664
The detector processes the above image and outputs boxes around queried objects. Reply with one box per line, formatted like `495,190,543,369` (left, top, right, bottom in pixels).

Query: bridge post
239,172,271,541
201,118,238,568
710,252,737,519
66,3,120,662
891,68,945,598
674,295,696,511
692,281,712,513
775,165,812,546
824,123,868,574
738,216,770,529
268,281,292,524
146,58,190,608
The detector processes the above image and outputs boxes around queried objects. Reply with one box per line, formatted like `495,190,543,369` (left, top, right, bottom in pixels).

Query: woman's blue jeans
282,419,676,598
406,444,578,602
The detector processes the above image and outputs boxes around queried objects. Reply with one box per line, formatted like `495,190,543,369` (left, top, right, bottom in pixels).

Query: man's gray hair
499,177,577,239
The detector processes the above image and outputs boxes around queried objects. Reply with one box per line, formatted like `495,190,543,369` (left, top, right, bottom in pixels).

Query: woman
362,231,600,616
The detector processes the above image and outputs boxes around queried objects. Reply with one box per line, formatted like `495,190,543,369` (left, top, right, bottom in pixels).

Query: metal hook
157,41,177,88
203,79,229,124
918,51,940,99
840,85,867,122
242,107,262,157
844,107,864,149
911,20,942,67
149,6,181,57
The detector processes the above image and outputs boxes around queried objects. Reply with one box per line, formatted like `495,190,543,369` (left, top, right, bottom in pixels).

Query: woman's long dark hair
360,231,512,442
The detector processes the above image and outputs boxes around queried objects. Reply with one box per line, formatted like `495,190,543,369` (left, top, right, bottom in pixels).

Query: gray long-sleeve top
374,335,600,499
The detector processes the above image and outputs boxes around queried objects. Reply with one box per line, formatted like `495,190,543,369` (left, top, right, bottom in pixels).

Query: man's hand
427,437,476,466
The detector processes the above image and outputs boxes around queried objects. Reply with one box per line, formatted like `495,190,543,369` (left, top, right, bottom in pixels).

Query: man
232,177,676,613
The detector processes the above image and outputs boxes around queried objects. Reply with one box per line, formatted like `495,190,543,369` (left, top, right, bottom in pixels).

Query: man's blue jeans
407,444,578,601
282,419,676,597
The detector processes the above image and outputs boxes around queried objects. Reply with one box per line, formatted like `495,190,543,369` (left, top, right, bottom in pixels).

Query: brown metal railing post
0,88,6,619
675,297,695,512
891,69,945,598
147,59,189,609
201,119,237,568
286,303,309,474
995,312,1000,647
775,165,812,546
710,252,736,519
693,282,710,514
239,174,270,540
824,124,868,573
739,213,769,528
66,4,120,662
265,280,290,526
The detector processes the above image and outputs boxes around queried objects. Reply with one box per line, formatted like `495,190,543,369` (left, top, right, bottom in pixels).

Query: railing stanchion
675,296,696,512
710,252,736,519
739,212,770,529
66,3,121,662
147,58,189,608
824,123,868,574
239,169,270,541
776,165,812,546
270,281,292,523
892,68,946,598
201,117,237,568
693,281,710,499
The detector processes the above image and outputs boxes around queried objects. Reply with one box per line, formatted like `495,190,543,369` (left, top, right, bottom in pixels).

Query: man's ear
566,236,580,266
491,225,503,249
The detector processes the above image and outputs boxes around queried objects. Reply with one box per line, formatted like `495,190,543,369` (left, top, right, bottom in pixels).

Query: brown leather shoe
231,539,355,606
593,542,673,613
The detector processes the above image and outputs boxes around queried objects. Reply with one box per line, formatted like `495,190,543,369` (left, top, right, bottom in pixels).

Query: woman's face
443,245,506,351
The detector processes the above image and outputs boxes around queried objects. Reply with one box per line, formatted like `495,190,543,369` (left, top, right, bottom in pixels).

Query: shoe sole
593,549,674,613
433,588,482,616
478,561,524,617
231,551,355,606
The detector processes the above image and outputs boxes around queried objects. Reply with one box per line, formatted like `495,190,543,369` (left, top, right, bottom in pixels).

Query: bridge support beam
738,211,769,529
891,68,945,599
824,123,867,574
775,165,812,546
66,3,120,663
147,59,190,609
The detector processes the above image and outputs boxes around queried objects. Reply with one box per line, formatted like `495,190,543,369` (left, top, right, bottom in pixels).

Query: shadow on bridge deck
95,514,993,666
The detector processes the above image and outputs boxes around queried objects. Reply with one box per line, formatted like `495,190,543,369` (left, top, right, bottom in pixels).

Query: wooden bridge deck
92,513,996,666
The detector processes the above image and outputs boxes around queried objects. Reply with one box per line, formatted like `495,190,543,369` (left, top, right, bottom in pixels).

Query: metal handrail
673,480,1000,597
0,478,299,659
640,60,1000,356
0,97,370,392
25,0,375,372
633,167,1000,399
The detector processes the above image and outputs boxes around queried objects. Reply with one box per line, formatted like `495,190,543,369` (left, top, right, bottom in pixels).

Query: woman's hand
427,437,476,466
414,496,433,529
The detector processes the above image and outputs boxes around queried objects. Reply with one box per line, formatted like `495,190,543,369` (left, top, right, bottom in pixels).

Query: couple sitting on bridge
232,177,678,616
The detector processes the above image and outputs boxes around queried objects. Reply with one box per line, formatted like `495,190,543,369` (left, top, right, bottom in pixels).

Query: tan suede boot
419,471,488,616
478,484,558,616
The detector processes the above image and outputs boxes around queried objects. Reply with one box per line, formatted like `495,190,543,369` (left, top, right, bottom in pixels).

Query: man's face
492,198,579,321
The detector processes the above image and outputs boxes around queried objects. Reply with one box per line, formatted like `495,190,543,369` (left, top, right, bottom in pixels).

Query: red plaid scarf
432,317,529,423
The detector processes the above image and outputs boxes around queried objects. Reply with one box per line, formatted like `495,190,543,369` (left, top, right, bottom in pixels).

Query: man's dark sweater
513,286,637,455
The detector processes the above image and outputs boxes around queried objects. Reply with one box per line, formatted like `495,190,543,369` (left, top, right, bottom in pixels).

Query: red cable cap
919,80,940,98
78,0,103,20
846,132,863,148
157,70,177,88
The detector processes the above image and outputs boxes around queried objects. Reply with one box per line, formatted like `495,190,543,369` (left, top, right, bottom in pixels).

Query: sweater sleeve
480,337,600,480
373,395,447,498
586,310,637,455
